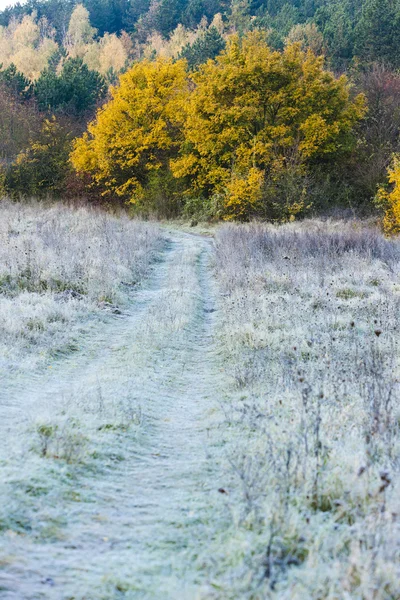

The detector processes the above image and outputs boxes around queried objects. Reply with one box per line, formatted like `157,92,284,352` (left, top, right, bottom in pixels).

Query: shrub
71,58,188,215
5,117,73,198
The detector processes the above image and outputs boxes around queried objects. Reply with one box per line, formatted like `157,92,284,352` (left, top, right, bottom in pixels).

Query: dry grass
0,200,163,371
0,225,221,598
2,207,400,597
210,220,400,599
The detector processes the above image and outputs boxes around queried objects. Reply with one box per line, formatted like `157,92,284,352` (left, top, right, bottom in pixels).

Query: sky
0,0,24,10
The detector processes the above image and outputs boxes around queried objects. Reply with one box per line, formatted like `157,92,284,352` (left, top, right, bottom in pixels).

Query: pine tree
179,26,225,69
0,63,32,99
34,57,106,115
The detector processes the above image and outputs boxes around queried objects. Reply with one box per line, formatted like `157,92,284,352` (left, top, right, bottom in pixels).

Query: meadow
0,201,163,373
1,1,400,597
211,220,400,598
0,204,399,599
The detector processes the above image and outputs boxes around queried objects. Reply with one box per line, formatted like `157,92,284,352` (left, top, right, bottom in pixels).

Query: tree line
2,0,400,70
1,3,400,231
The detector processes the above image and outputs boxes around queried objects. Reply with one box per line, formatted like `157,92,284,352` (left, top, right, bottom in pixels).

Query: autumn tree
285,23,325,55
172,32,366,219
376,155,400,235
65,4,97,57
65,5,129,79
0,12,58,80
71,58,188,215
71,33,366,220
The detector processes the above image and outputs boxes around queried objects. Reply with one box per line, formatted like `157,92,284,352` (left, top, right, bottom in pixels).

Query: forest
1,0,400,229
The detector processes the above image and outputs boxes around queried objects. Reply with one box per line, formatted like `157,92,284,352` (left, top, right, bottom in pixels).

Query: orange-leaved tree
171,32,366,220
71,58,188,215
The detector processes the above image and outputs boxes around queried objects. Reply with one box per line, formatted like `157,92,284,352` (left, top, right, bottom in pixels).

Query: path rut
0,232,224,600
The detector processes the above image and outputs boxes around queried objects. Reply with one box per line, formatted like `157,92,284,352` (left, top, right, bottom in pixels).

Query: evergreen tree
354,0,400,66
154,0,186,37
34,57,106,115
179,26,225,69
0,64,32,99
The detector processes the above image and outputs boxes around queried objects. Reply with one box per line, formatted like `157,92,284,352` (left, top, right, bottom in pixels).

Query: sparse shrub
35,420,87,463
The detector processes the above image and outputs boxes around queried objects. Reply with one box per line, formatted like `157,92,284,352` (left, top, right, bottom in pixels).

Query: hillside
1,0,399,69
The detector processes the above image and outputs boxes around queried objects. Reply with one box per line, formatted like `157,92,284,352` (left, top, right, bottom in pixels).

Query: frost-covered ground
0,206,227,599
1,207,399,599
210,221,400,599
0,201,163,373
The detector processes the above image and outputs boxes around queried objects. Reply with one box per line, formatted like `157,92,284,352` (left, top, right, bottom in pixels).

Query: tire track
0,231,224,600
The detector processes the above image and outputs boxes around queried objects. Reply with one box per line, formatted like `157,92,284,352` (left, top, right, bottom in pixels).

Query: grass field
0,205,399,599
0,201,163,373
211,220,400,598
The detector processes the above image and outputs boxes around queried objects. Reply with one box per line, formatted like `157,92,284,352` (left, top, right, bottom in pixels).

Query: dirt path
0,232,225,599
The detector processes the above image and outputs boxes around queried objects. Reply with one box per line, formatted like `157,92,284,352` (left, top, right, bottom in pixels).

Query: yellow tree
71,58,188,209
172,32,366,219
376,155,400,235
0,13,58,80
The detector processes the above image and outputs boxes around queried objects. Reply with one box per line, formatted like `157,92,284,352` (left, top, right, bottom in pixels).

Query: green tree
354,0,400,66
0,63,32,99
228,0,252,34
179,27,225,69
34,57,106,115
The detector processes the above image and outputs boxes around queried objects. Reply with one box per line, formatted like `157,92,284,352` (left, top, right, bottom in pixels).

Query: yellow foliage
71,58,188,204
377,155,400,235
224,168,263,220
171,32,366,219
0,13,58,80
71,32,366,220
